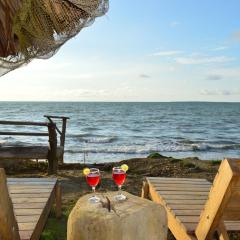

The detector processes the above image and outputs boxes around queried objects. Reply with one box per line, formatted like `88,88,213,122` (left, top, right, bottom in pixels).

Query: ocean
0,102,240,163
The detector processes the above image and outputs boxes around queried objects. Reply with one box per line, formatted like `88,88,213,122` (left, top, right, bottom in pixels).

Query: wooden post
59,117,68,164
55,182,62,218
48,123,58,174
0,169,20,240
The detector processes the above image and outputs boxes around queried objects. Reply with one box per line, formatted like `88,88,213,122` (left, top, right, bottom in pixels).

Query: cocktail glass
112,167,127,201
86,168,101,203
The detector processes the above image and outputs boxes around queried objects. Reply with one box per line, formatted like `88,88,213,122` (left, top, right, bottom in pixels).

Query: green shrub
210,160,221,166
40,231,55,240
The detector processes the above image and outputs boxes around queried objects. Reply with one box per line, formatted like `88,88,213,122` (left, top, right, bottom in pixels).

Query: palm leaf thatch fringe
0,0,108,76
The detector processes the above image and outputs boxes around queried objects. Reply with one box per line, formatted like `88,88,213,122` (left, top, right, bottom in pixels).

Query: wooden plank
10,193,51,198
8,178,57,183
31,185,56,240
148,180,211,185
161,194,208,200
184,223,198,232
174,209,201,216
15,209,43,216
16,215,40,223
0,146,49,160
224,221,240,231
11,198,48,204
178,216,200,223
152,182,212,188
153,186,210,192
157,190,209,196
0,169,20,240
196,159,240,240
13,203,46,209
19,231,32,240
141,181,149,199
0,132,48,136
0,120,48,126
44,115,70,119
9,185,53,189
147,177,209,182
166,199,206,205
10,189,52,194
8,182,55,186
18,222,37,231
148,180,197,240
6,178,59,240
169,204,204,210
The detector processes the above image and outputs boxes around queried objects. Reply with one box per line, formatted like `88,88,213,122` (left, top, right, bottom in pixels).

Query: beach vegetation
210,160,221,166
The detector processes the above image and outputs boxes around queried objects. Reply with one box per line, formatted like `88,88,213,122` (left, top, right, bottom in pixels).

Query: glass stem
118,185,122,195
92,186,96,197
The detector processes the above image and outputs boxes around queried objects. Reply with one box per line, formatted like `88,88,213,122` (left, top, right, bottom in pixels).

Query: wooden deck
7,178,61,240
146,177,240,239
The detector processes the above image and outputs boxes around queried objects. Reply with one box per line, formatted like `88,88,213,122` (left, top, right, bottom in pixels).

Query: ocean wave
82,127,99,131
85,136,118,143
191,143,240,151
0,140,7,147
67,133,93,138
65,141,240,155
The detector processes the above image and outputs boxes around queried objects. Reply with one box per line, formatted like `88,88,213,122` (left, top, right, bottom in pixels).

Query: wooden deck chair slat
0,168,20,240
170,204,204,210
224,221,240,231
0,168,61,240
147,181,197,240
157,190,209,196
160,194,208,200
196,159,240,240
16,216,41,223
145,158,240,240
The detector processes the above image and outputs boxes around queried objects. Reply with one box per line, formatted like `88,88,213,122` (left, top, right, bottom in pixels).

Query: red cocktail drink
112,167,127,201
86,173,100,187
85,168,101,203
112,172,126,186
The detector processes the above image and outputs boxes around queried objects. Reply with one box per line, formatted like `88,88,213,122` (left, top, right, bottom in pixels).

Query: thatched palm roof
0,0,108,76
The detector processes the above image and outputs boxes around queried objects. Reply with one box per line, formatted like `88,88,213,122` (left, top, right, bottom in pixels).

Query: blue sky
1,0,240,101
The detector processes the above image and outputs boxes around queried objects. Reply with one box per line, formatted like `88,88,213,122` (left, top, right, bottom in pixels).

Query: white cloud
175,56,235,65
151,50,183,57
200,89,240,96
212,46,229,51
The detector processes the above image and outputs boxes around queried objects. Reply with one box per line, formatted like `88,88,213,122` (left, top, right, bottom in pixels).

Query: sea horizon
0,102,240,163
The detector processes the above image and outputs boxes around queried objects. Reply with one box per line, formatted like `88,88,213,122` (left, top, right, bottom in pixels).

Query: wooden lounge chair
0,168,61,240
142,158,240,240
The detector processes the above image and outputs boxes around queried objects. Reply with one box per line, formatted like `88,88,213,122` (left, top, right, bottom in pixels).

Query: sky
1,0,240,102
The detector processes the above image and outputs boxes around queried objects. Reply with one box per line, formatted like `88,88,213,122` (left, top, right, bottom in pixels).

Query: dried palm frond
0,0,108,76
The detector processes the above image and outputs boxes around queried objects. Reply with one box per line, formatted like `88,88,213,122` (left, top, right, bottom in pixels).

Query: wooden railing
0,116,69,174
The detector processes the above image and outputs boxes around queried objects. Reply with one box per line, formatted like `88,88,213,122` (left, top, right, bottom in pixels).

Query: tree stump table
67,191,167,240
